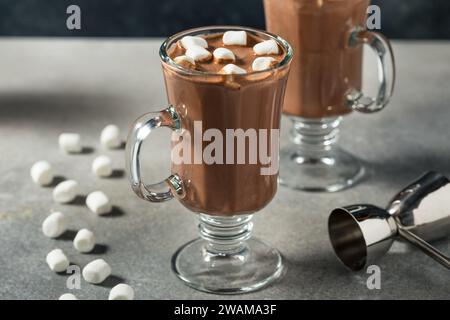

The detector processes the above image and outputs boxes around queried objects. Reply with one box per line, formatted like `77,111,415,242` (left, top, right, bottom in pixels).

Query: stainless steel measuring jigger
328,171,450,271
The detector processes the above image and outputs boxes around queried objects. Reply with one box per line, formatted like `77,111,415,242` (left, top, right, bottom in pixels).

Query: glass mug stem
199,214,253,256
290,117,341,153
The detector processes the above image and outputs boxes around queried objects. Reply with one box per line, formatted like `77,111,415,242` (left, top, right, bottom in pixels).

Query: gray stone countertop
0,38,449,300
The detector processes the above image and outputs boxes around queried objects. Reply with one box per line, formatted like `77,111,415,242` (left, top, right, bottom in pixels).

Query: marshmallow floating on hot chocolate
169,31,285,79
186,45,212,62
213,48,236,63
42,211,67,238
59,133,82,154
46,248,69,273
220,64,247,75
252,57,277,71
53,180,79,203
174,55,196,69
180,36,208,49
253,39,279,55
82,259,111,284
30,161,53,186
86,191,112,215
223,31,247,46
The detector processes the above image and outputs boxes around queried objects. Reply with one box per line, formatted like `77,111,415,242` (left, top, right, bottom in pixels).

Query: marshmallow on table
46,249,70,273
180,36,208,49
59,293,78,300
30,161,53,186
59,133,82,154
86,191,112,215
223,31,247,46
185,46,212,62
108,284,135,300
42,211,67,238
73,228,96,253
53,180,79,204
220,64,247,75
252,57,277,71
253,39,280,55
213,48,236,63
82,259,111,284
100,124,122,149
173,55,196,70
92,155,113,177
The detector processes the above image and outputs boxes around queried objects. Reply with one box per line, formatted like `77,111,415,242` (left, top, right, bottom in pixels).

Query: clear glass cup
264,0,396,192
126,26,293,294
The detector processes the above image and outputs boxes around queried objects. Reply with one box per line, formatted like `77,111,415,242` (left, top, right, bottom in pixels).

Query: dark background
0,0,450,39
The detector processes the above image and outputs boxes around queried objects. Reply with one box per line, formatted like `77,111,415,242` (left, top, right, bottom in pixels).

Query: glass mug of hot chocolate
264,0,395,192
126,26,292,294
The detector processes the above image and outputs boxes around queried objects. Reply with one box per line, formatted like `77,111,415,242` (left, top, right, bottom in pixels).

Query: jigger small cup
328,171,450,271
328,204,397,271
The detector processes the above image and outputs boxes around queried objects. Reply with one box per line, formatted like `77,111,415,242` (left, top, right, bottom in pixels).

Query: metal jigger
328,171,450,271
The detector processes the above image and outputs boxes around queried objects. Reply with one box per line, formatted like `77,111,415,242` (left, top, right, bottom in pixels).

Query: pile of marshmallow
31,124,134,300
174,31,280,74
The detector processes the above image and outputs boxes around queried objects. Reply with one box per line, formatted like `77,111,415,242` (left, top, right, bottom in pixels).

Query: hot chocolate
163,30,290,216
264,0,370,118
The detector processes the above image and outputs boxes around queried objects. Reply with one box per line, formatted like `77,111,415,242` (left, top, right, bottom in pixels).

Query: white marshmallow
108,284,135,300
180,36,208,49
223,31,247,46
46,249,69,273
92,155,113,177
220,64,247,75
213,48,235,62
59,133,82,153
82,259,111,284
100,124,121,149
30,161,53,186
86,191,112,215
173,55,196,69
253,39,279,55
59,293,78,300
53,180,79,204
42,211,67,238
252,57,277,71
185,45,212,62
73,228,96,253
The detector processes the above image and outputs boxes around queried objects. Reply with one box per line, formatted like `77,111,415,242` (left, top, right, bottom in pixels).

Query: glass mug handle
125,105,185,202
346,27,396,113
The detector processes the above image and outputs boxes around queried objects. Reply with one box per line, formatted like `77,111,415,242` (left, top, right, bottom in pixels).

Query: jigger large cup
328,171,450,271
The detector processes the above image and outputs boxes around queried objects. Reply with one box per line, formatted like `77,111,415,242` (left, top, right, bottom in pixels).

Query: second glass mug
126,26,293,294
264,0,396,192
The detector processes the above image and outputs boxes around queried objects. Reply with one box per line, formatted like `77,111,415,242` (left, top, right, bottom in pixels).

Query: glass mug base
280,145,365,192
279,116,365,192
171,214,285,294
